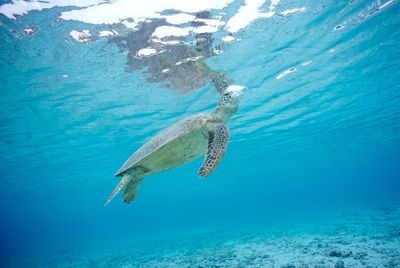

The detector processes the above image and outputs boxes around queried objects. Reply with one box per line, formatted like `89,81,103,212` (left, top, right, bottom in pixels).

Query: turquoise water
1,0,400,267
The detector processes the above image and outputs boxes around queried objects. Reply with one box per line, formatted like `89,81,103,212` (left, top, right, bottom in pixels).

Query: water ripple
0,0,399,194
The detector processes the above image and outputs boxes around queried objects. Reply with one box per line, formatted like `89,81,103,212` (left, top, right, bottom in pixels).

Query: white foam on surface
152,17,225,39
222,35,236,43
152,26,190,39
276,67,296,79
188,18,225,34
98,30,115,37
279,7,306,16
225,85,246,95
0,0,235,29
194,18,225,27
152,38,181,45
225,0,275,33
0,0,104,20
69,30,91,43
269,0,281,11
136,48,158,57
212,48,224,55
121,20,138,30
59,0,234,25
164,13,195,25
23,27,38,35
0,0,298,47
0,0,291,44
192,25,219,34
378,0,396,10
175,56,203,66
334,24,345,31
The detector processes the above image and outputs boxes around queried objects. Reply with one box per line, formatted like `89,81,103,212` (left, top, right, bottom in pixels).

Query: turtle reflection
109,11,231,93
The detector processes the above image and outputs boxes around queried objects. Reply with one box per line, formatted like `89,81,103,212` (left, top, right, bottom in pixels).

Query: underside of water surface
0,0,399,267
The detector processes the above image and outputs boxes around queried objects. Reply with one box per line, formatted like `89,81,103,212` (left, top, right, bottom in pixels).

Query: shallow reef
19,206,400,267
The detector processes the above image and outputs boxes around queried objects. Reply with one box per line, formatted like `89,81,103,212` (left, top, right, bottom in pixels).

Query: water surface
0,0,399,266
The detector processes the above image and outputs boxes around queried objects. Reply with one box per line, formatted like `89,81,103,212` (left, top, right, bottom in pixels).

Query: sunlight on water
0,0,399,266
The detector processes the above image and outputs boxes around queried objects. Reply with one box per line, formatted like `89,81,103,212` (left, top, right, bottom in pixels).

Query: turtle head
215,87,243,121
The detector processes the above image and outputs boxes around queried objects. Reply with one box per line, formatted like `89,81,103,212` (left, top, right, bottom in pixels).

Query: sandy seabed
19,206,400,268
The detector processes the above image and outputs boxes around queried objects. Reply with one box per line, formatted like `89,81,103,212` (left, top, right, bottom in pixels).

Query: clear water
1,0,400,267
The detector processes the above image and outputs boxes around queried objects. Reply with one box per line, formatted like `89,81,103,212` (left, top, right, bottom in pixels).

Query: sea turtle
105,88,243,205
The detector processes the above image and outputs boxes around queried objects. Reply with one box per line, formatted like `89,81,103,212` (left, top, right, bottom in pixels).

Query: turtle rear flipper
123,176,144,204
104,173,144,206
198,123,230,177
104,174,130,206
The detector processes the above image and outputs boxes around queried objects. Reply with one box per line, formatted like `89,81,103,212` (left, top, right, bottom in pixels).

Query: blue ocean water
0,0,400,267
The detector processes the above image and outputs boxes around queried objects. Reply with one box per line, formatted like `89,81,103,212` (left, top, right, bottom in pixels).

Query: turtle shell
115,113,213,176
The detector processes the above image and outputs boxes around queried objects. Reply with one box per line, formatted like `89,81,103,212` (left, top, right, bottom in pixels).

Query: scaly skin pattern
198,124,230,177
107,92,238,204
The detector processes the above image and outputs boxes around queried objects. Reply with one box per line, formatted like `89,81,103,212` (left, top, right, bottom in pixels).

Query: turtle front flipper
198,123,230,177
